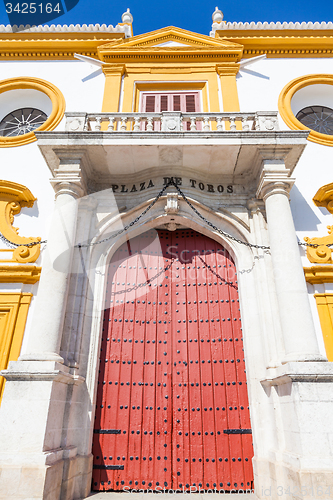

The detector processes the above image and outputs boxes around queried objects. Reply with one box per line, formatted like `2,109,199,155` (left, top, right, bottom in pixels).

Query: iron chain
0,179,326,250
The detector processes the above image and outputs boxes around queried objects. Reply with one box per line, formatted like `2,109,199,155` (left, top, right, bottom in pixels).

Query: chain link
76,182,170,249
111,260,174,295
0,179,327,251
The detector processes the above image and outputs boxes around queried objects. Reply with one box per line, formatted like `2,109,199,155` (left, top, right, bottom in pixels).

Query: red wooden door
92,229,254,492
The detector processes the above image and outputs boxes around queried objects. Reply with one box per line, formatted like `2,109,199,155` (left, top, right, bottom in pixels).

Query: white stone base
254,457,333,500
0,454,92,500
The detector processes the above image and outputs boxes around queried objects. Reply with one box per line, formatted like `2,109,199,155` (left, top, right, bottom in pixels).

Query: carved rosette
0,180,41,263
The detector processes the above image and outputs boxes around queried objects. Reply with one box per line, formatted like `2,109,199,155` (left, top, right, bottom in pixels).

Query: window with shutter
140,92,201,130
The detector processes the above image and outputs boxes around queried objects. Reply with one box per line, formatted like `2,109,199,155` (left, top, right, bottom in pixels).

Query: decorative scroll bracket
0,180,40,263
304,182,333,264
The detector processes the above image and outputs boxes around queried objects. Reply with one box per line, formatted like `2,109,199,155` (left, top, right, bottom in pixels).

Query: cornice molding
216,29,333,58
0,265,41,283
98,26,243,65
0,31,126,60
216,21,333,31
304,265,333,284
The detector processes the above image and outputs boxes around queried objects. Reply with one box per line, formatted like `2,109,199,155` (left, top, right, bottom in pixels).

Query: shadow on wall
290,184,321,231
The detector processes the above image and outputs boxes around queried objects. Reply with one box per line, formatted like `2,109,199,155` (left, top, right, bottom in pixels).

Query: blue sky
1,0,333,35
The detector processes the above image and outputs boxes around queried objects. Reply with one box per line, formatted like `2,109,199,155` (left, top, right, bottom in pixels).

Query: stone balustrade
65,111,279,133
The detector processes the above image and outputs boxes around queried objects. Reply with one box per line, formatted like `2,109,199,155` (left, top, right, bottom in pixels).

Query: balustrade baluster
147,116,153,131
134,116,141,132
120,117,127,131
216,117,223,131
230,117,237,131
242,116,250,131
107,117,115,131
94,116,101,131
203,116,210,131
190,117,196,131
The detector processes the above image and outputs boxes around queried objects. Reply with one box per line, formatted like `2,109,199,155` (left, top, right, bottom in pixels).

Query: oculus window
0,108,48,137
296,105,333,136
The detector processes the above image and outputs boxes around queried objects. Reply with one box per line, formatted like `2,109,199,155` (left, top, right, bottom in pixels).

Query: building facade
1,7,333,500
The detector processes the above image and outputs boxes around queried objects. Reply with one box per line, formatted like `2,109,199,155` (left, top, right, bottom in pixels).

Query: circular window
0,77,65,148
0,108,48,137
278,74,333,147
296,105,333,135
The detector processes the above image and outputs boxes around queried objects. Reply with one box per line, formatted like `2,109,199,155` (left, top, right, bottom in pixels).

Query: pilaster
102,63,126,112
216,63,240,112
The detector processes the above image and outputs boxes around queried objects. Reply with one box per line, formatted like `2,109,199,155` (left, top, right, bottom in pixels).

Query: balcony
36,111,308,193
65,111,279,133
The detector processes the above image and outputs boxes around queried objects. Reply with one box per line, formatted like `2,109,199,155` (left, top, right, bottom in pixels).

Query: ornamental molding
256,165,294,201
279,75,333,147
312,182,333,213
0,265,42,283
304,182,333,264
0,23,129,33
48,149,90,199
98,26,243,65
0,180,40,263
0,77,65,148
304,265,333,284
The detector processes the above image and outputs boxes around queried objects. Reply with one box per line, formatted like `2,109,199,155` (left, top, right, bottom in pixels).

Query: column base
281,352,327,364
19,352,64,363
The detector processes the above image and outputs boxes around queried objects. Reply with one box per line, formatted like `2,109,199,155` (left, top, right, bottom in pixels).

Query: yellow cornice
216,31,333,58
304,266,333,284
1,28,333,60
0,31,125,60
0,265,41,283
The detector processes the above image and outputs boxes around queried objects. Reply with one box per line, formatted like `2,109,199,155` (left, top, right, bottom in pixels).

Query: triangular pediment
98,26,243,62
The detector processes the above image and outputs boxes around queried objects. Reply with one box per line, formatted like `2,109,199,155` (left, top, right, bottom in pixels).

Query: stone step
84,493,255,500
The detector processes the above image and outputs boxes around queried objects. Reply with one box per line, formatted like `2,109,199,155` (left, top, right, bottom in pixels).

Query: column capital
256,161,295,201
216,63,240,76
50,149,89,199
102,63,126,77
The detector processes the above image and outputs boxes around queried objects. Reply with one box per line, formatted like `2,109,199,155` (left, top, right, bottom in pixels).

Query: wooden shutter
145,95,156,113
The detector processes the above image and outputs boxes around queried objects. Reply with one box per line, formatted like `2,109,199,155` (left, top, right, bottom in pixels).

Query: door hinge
223,429,252,434
93,464,124,470
93,429,121,434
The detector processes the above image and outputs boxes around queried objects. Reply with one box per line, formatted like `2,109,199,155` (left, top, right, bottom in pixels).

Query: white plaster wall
2,55,333,360
238,57,333,355
0,60,105,249
0,60,105,356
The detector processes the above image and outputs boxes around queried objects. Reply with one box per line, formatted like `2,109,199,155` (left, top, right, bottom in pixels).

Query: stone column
257,159,326,363
20,152,86,363
0,153,89,500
